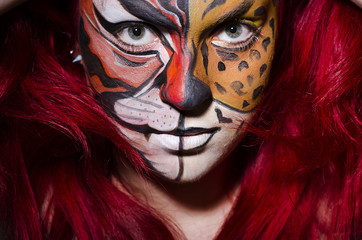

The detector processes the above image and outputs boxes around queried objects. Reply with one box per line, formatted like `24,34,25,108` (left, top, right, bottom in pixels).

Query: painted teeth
182,133,212,150
150,133,213,151
156,134,179,151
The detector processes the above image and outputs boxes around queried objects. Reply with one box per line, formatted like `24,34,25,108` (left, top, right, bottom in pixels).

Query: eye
115,23,159,47
221,24,253,42
211,22,259,51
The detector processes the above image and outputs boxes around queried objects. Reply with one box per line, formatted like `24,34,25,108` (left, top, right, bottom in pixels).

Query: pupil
133,27,142,36
229,25,237,34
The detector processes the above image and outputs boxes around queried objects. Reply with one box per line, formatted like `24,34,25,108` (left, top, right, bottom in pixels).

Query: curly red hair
0,0,360,239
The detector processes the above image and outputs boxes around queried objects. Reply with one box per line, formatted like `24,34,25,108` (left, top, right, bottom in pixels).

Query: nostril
160,75,212,111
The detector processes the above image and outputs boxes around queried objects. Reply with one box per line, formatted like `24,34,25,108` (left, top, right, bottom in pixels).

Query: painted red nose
160,51,211,111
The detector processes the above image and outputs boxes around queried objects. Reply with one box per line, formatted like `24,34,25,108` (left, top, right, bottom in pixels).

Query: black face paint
216,49,239,61
173,74,212,110
201,40,209,75
215,108,233,123
202,0,226,19
113,51,147,67
218,61,226,71
119,0,179,31
260,64,267,77
249,49,261,61
158,0,186,26
214,82,227,94
254,6,266,17
231,81,246,96
262,37,271,52
174,114,185,181
269,18,275,39
242,100,250,108
252,85,264,100
79,19,136,90
161,39,212,111
79,0,277,181
238,61,249,71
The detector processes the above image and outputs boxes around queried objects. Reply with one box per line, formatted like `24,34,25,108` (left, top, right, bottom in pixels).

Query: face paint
79,0,277,182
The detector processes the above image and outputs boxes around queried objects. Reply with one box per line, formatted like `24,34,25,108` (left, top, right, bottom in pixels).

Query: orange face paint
80,0,277,181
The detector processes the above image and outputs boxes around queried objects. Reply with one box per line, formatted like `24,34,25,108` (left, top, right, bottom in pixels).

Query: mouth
169,127,220,136
149,127,220,152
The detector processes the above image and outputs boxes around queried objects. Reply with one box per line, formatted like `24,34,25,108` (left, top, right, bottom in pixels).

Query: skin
79,0,277,183
0,1,358,239
351,0,362,8
78,2,277,237
0,0,27,15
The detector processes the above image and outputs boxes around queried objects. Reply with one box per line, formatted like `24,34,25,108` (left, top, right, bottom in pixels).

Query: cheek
79,16,167,95
208,45,271,112
195,20,276,113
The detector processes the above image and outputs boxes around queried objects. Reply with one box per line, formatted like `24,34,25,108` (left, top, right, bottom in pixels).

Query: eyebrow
203,0,255,19
117,0,179,31
213,0,255,21
200,0,256,38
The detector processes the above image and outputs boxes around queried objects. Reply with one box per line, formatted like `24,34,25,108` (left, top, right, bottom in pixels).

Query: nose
160,50,211,111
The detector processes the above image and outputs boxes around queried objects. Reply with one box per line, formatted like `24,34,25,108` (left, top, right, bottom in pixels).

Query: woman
0,0,361,239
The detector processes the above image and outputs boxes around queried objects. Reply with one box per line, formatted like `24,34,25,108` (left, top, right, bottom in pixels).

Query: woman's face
79,0,277,182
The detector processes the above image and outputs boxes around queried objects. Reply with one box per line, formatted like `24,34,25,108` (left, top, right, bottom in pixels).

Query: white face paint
93,0,139,23
80,0,277,181
117,100,249,181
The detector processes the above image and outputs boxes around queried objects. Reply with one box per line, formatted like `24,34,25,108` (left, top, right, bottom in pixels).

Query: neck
113,149,246,240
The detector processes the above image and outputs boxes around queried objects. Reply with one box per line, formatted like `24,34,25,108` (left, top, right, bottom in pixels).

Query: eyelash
210,21,262,51
110,22,161,53
232,33,260,51
106,20,261,54
116,40,153,53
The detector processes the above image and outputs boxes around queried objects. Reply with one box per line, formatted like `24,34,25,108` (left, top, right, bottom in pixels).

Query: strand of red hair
0,0,360,239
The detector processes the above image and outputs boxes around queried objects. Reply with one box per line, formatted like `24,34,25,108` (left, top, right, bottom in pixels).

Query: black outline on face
80,0,277,180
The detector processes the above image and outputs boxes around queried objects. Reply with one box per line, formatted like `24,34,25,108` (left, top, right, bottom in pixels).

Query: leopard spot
214,82,227,94
242,100,250,108
247,75,254,86
230,81,247,96
262,37,271,52
218,61,226,71
254,6,266,17
252,85,264,100
260,64,267,77
238,61,249,71
250,49,261,61
216,49,239,61
201,40,209,75
215,108,233,123
270,18,275,39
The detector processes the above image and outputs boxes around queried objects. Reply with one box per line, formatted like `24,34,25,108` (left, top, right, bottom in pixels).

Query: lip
168,127,220,136
149,128,220,151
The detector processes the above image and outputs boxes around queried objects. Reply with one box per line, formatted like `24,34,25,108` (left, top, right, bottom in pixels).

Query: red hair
0,0,360,239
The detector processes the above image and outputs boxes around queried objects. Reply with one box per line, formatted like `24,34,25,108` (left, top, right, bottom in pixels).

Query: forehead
89,0,271,25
